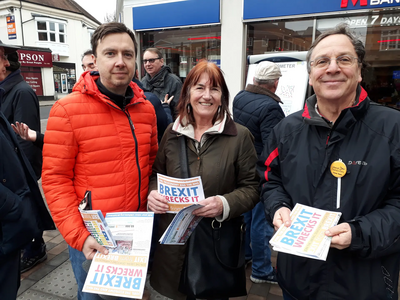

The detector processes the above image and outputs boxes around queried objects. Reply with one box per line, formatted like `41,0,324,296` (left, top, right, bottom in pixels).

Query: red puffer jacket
42,72,158,251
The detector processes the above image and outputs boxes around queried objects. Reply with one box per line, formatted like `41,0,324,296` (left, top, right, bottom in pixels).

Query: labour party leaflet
82,212,154,299
157,173,205,213
270,203,341,261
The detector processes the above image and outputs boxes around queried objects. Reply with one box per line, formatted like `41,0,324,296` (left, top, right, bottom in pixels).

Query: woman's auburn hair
176,60,231,126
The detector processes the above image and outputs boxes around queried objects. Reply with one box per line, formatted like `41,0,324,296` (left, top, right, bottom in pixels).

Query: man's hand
325,222,352,250
193,196,223,218
82,235,108,260
162,94,174,105
147,190,169,214
11,121,37,142
273,207,292,231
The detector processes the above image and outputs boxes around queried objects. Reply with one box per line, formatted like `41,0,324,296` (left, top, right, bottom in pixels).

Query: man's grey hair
306,23,366,73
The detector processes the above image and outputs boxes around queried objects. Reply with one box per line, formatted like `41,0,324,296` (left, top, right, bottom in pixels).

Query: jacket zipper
105,101,142,211
124,109,142,211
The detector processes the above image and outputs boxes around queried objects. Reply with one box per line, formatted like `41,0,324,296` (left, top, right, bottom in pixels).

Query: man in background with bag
42,22,158,300
233,61,285,284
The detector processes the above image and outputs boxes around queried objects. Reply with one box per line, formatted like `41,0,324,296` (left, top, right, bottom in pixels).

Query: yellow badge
330,160,347,178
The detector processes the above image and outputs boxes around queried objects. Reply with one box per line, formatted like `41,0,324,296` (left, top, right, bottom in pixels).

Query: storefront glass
316,13,400,108
246,9,400,108
141,25,221,81
246,20,314,56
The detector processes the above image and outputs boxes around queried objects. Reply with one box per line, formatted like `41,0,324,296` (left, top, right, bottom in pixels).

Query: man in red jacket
42,22,158,300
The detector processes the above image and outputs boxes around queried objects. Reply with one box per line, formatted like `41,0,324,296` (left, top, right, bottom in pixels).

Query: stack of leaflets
270,203,342,261
82,212,154,299
157,174,206,245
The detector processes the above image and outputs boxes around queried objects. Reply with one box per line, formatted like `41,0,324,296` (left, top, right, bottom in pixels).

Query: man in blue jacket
233,61,285,284
260,23,400,300
0,41,54,299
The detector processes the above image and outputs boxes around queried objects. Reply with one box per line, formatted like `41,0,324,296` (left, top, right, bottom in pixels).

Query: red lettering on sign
341,0,368,8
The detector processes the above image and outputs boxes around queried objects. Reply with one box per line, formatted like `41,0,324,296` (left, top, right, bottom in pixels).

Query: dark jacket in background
141,65,182,119
0,97,54,257
0,70,42,179
233,84,285,157
133,78,172,142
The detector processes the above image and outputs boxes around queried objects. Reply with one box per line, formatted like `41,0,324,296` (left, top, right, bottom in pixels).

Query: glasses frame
310,55,360,69
143,57,162,64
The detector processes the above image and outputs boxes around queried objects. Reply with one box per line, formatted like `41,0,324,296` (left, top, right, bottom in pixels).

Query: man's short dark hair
91,22,137,57
306,23,366,73
81,49,93,61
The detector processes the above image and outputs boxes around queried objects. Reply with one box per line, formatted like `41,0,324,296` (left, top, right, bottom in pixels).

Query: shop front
243,0,400,108
131,0,221,82
53,62,76,95
17,47,53,99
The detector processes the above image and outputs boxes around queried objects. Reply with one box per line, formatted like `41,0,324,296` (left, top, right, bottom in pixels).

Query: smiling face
189,72,222,126
308,34,362,105
143,50,163,78
94,32,136,95
0,47,10,81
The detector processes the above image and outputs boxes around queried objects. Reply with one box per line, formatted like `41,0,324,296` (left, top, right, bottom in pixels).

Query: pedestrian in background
0,41,54,300
233,61,285,284
141,47,182,119
0,47,48,273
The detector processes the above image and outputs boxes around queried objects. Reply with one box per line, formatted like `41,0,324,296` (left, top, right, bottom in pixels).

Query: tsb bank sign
341,0,400,7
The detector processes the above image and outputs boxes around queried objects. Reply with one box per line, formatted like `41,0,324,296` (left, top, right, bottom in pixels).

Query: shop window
36,20,67,43
141,25,221,80
246,20,314,57
316,14,400,107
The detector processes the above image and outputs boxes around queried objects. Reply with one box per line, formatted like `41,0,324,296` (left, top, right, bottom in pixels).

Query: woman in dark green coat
147,60,260,300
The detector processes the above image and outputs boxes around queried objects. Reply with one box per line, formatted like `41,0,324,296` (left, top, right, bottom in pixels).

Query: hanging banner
7,15,16,40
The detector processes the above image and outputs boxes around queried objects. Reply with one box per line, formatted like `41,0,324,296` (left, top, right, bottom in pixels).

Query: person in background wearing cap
259,23,400,300
0,47,50,273
233,61,284,284
0,42,54,299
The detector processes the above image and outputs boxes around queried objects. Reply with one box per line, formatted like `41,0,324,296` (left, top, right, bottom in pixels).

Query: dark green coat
149,118,259,299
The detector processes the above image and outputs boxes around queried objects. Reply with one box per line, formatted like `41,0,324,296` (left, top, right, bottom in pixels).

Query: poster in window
7,15,16,40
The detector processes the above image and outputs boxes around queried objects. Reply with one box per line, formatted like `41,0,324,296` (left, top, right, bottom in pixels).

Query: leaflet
82,212,154,299
270,203,341,261
79,209,117,248
157,173,205,213
159,204,204,245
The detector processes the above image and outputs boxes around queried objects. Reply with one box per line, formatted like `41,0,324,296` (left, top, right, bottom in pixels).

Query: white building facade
0,0,100,100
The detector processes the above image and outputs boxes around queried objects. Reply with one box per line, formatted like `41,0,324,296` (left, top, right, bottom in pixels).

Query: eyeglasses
143,57,161,64
0,54,8,61
310,55,359,69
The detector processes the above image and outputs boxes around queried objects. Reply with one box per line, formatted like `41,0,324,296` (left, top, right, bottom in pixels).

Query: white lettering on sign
19,53,45,62
371,0,400,5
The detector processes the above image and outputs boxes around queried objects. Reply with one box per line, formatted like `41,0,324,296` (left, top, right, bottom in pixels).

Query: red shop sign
21,68,43,96
17,50,53,68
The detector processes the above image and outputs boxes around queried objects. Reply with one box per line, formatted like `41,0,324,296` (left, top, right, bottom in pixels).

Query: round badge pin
330,160,347,178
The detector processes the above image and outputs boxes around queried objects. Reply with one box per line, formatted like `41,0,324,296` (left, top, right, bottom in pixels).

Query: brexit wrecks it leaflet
270,204,342,261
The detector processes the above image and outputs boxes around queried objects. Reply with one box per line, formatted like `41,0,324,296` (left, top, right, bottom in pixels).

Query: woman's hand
11,121,37,142
193,196,223,218
147,190,169,214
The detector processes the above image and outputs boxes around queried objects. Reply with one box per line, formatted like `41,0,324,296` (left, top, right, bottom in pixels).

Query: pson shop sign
17,50,53,68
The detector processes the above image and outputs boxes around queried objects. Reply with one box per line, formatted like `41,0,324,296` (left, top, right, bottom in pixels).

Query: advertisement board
246,52,309,116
